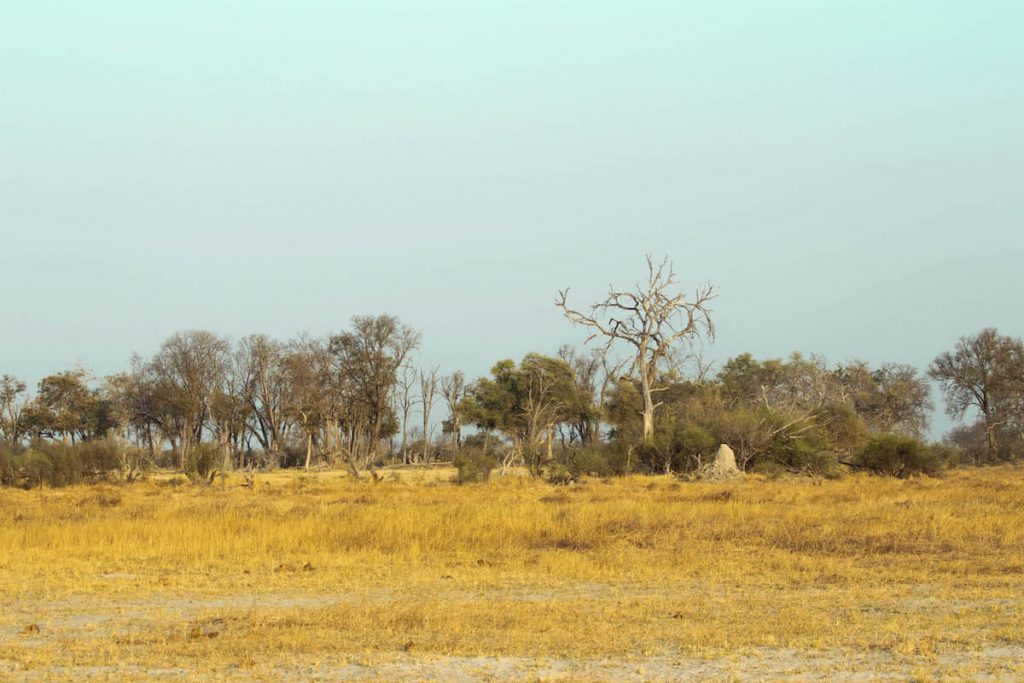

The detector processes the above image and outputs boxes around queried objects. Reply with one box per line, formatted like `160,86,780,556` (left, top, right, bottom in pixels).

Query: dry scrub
1,467,1023,680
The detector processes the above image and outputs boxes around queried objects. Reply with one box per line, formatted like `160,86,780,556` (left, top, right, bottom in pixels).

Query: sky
2,1,1022,437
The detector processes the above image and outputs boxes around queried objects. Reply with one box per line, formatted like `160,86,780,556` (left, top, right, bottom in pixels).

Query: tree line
2,257,1022,487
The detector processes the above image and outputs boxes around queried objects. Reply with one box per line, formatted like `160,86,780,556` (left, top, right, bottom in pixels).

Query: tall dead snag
419,366,439,463
440,371,466,456
556,255,716,444
393,364,419,465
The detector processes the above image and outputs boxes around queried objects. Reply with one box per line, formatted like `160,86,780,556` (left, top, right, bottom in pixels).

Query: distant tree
237,335,288,455
211,346,252,469
556,345,616,446
147,330,231,469
419,366,439,463
929,329,1024,462
557,255,715,445
838,361,932,438
440,371,466,456
393,364,419,464
328,315,420,468
0,374,28,444
25,370,100,444
718,354,787,409
463,354,577,475
282,337,331,470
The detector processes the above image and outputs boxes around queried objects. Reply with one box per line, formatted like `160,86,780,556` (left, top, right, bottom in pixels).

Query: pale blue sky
2,2,1022,436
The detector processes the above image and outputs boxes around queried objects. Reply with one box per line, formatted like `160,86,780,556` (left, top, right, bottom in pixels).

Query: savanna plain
2,467,1023,682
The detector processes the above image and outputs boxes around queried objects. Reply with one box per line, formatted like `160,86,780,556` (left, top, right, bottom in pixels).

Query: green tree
929,329,1024,462
463,354,580,475
26,370,101,444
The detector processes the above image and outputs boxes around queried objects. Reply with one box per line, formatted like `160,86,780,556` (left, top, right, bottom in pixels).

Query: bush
854,435,946,477
21,451,55,488
671,424,718,472
0,445,16,486
279,442,308,469
769,437,837,475
452,450,497,484
0,439,136,488
929,443,962,469
632,441,666,474
750,460,787,478
566,448,613,478
546,463,575,485
74,439,122,474
186,444,221,484
25,442,90,486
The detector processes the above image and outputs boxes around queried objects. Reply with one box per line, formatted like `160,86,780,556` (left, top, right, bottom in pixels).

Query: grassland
1,466,1023,681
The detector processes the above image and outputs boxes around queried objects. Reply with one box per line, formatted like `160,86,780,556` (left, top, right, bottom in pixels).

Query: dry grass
1,466,1023,680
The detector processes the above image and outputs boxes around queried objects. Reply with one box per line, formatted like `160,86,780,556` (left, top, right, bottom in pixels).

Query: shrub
750,460,787,478
928,443,962,469
1,439,138,488
279,442,308,469
603,444,634,475
769,437,837,475
25,442,88,486
566,448,613,478
546,463,575,485
0,445,16,486
20,451,55,488
854,435,946,477
452,450,497,484
186,443,221,484
671,424,718,472
74,439,122,474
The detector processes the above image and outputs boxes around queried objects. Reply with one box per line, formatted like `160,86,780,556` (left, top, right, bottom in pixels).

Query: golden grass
2,467,1024,680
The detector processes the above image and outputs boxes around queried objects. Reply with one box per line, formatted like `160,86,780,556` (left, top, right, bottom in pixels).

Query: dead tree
440,371,466,456
557,255,715,444
393,364,420,464
419,366,439,463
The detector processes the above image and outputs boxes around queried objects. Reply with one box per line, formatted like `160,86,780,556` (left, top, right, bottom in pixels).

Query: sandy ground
3,587,1024,681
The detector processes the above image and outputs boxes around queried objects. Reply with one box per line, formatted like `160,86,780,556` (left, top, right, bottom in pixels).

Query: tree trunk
452,415,461,455
401,414,409,465
422,404,431,464
985,417,998,463
640,363,656,444
547,425,553,466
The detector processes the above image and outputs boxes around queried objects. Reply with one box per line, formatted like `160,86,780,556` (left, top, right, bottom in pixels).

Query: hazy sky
2,2,1022,436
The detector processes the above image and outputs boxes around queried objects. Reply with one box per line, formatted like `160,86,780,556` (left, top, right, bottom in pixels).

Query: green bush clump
0,445,16,486
769,438,837,476
452,450,497,484
854,435,947,477
0,439,144,489
671,424,718,472
186,443,222,485
566,448,613,478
